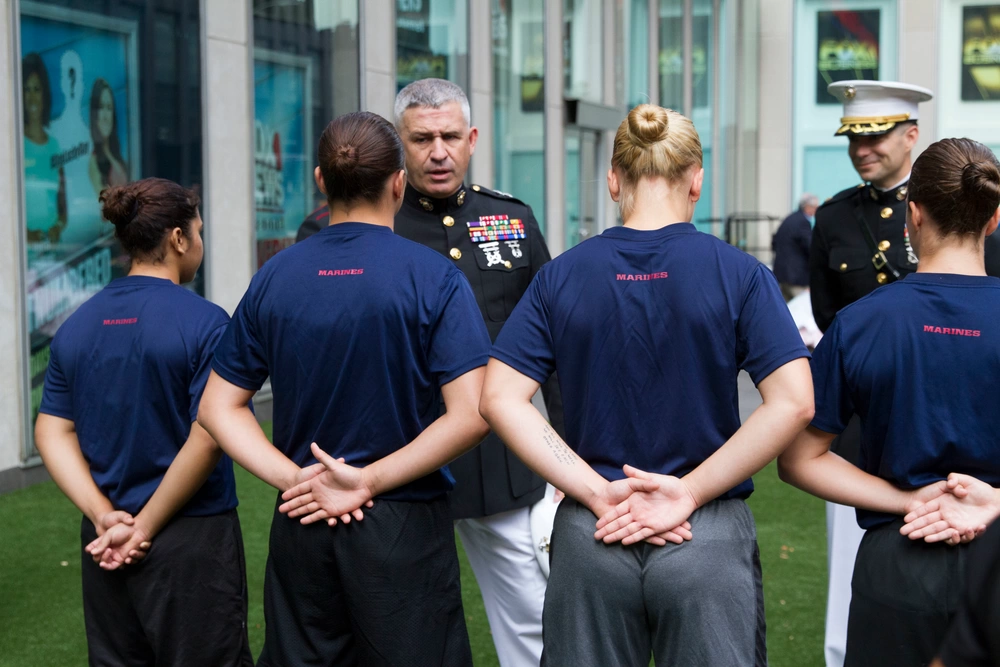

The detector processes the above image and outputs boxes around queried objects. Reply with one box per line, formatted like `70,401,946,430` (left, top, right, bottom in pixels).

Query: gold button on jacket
876,272,888,284
442,215,455,227
449,248,462,260
878,240,890,252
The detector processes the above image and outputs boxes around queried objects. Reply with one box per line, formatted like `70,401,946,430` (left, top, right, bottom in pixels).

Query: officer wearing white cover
810,80,1000,667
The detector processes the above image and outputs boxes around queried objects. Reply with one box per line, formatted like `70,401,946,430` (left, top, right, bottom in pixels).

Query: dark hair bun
100,184,140,229
627,104,670,148
961,160,1000,200
332,144,360,172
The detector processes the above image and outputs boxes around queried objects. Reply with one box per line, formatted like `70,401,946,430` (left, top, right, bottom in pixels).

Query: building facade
1,0,998,488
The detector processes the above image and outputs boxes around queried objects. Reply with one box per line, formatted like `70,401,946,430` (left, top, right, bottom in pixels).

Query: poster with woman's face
20,3,139,451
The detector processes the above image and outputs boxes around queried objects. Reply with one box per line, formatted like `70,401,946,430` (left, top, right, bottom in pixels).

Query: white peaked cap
828,80,934,136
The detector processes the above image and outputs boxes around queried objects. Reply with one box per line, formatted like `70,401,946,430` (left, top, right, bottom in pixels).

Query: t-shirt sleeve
211,284,269,392
427,270,492,385
39,337,73,420
736,263,811,384
490,273,555,385
189,319,229,423
809,319,854,435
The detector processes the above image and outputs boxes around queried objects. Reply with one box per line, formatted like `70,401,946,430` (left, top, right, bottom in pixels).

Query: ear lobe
314,167,327,196
607,169,620,202
468,126,479,155
690,168,705,201
986,207,1000,238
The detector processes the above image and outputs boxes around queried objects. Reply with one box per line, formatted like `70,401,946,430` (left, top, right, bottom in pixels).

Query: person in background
35,177,252,666
391,78,565,667
780,137,1000,667
198,111,491,666
772,193,818,301
481,103,813,666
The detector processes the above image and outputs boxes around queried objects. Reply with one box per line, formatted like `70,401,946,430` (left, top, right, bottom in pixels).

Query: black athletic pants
845,519,974,667
81,510,253,667
256,494,472,667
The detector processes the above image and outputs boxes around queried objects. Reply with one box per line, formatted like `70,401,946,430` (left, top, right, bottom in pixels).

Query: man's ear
904,123,920,150
468,126,479,156
314,167,328,196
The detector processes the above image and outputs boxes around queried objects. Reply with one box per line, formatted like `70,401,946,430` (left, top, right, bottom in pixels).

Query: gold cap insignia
844,87,856,101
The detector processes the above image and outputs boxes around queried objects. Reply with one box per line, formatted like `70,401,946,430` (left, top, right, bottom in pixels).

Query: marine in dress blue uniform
394,182,566,519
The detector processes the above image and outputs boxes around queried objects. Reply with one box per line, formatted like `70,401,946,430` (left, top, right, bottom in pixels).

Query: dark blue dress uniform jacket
772,209,812,287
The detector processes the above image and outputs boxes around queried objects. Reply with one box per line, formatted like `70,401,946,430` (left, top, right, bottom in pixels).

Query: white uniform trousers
824,501,866,667
456,506,547,667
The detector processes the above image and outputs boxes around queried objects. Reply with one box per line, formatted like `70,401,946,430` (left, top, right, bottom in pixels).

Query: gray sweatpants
541,498,767,667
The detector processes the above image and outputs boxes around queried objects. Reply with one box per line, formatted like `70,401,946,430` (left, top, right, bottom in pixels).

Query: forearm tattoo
542,423,577,466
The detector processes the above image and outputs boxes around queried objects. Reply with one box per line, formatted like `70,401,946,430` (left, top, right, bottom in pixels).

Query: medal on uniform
467,215,526,243
904,226,918,264
504,240,523,258
477,241,505,267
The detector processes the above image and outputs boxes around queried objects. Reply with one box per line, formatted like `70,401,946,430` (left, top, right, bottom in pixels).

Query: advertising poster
20,3,139,453
962,5,1000,101
254,51,312,270
816,10,880,104
397,0,448,89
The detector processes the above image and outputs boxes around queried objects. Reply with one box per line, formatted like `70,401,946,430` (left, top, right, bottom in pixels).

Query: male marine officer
392,78,564,667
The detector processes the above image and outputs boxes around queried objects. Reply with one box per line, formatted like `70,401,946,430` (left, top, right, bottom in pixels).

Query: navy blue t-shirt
810,273,1000,529
211,222,491,501
491,223,809,499
39,276,237,517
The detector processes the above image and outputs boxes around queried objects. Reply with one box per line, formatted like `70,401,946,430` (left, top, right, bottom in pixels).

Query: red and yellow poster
816,10,881,105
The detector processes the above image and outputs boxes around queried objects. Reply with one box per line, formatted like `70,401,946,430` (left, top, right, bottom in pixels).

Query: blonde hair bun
626,104,670,148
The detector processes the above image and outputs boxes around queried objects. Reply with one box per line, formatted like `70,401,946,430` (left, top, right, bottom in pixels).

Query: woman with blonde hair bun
480,104,813,665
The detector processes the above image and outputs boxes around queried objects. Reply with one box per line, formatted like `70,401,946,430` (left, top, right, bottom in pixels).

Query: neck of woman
128,261,182,285
916,235,987,276
25,121,46,145
623,181,692,231
327,200,396,230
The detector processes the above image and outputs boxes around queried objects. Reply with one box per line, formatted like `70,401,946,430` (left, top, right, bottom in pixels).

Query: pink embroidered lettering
318,269,364,276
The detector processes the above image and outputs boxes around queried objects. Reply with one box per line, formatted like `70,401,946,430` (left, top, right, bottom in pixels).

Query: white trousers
456,507,547,667
824,502,866,667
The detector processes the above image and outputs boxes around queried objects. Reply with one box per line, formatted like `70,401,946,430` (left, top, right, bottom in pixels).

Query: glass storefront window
563,0,603,103
253,1,360,268
396,0,469,92
659,0,684,110
625,0,650,109
793,0,898,205
492,0,546,231
19,0,203,458
659,0,717,231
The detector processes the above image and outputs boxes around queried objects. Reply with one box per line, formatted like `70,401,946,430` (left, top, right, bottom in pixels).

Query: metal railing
699,213,783,262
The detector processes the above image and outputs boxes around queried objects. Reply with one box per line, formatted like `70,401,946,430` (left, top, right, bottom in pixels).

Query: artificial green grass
0,452,825,666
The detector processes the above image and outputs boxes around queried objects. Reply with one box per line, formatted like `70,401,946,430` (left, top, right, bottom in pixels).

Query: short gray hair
799,193,820,209
394,78,471,129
